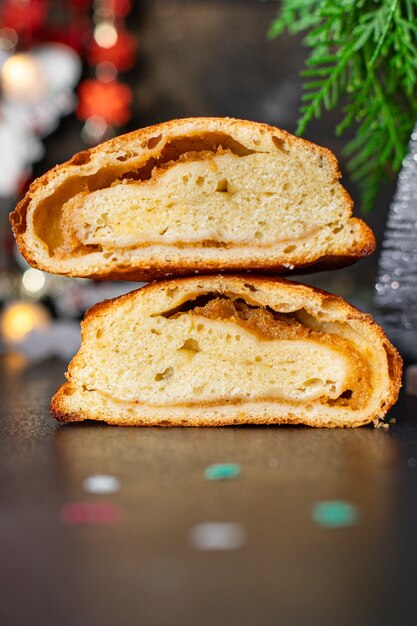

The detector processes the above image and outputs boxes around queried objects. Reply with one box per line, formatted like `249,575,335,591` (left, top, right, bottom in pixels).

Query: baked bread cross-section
11,117,375,281
51,275,401,427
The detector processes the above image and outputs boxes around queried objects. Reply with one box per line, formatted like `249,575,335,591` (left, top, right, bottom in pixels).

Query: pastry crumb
373,418,390,430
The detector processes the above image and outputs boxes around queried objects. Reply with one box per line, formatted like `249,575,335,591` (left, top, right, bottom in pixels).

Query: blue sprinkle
204,463,241,480
312,500,359,528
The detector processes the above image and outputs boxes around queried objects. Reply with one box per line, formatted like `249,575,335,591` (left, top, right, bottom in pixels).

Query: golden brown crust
62,233,375,282
50,275,402,427
10,117,375,280
49,382,381,428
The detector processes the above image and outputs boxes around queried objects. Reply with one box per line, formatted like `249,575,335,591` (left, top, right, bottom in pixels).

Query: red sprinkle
60,501,123,526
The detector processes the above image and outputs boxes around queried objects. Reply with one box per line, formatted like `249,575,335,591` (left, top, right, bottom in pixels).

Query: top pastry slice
10,117,375,281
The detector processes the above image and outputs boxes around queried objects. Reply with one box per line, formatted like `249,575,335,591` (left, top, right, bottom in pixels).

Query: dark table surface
1,353,417,626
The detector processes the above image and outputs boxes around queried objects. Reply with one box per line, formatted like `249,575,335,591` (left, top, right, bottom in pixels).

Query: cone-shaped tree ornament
375,123,417,359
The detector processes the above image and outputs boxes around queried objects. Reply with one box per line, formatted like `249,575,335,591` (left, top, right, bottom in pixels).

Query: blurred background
0,0,396,361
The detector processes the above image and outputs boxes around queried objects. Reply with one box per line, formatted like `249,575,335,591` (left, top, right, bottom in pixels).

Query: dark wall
136,0,302,129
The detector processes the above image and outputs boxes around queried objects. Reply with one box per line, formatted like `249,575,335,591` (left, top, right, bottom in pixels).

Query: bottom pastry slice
51,275,402,427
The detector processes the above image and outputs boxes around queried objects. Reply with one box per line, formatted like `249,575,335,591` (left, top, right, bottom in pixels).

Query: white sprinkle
82,474,121,495
283,263,295,270
189,522,246,551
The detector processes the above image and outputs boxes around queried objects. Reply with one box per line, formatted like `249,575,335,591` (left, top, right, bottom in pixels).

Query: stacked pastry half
11,117,402,427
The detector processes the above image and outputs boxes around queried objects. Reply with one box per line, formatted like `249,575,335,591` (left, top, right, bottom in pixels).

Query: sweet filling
31,132,348,258
76,294,371,409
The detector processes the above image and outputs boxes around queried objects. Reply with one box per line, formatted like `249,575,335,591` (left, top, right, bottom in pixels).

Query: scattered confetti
204,463,240,480
60,502,123,526
407,457,417,468
312,501,359,529
189,522,246,551
83,474,121,495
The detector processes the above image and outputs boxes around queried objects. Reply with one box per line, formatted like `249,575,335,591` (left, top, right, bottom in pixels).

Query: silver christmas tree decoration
375,122,417,358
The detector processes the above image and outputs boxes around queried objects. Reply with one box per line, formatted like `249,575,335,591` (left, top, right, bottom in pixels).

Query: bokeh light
1,301,50,344
94,22,118,49
1,53,46,101
22,269,46,294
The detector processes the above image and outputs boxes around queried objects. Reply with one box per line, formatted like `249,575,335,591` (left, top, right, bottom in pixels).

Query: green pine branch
268,0,417,211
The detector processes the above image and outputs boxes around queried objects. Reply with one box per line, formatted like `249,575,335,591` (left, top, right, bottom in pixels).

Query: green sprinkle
204,463,240,480
312,501,359,528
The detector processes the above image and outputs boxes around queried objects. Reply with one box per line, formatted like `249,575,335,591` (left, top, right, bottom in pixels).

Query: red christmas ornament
109,0,132,18
87,29,136,71
1,0,48,35
77,78,132,125
45,17,91,53
67,0,92,8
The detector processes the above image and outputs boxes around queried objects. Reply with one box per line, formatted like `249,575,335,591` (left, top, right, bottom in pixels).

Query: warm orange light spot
1,301,50,344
